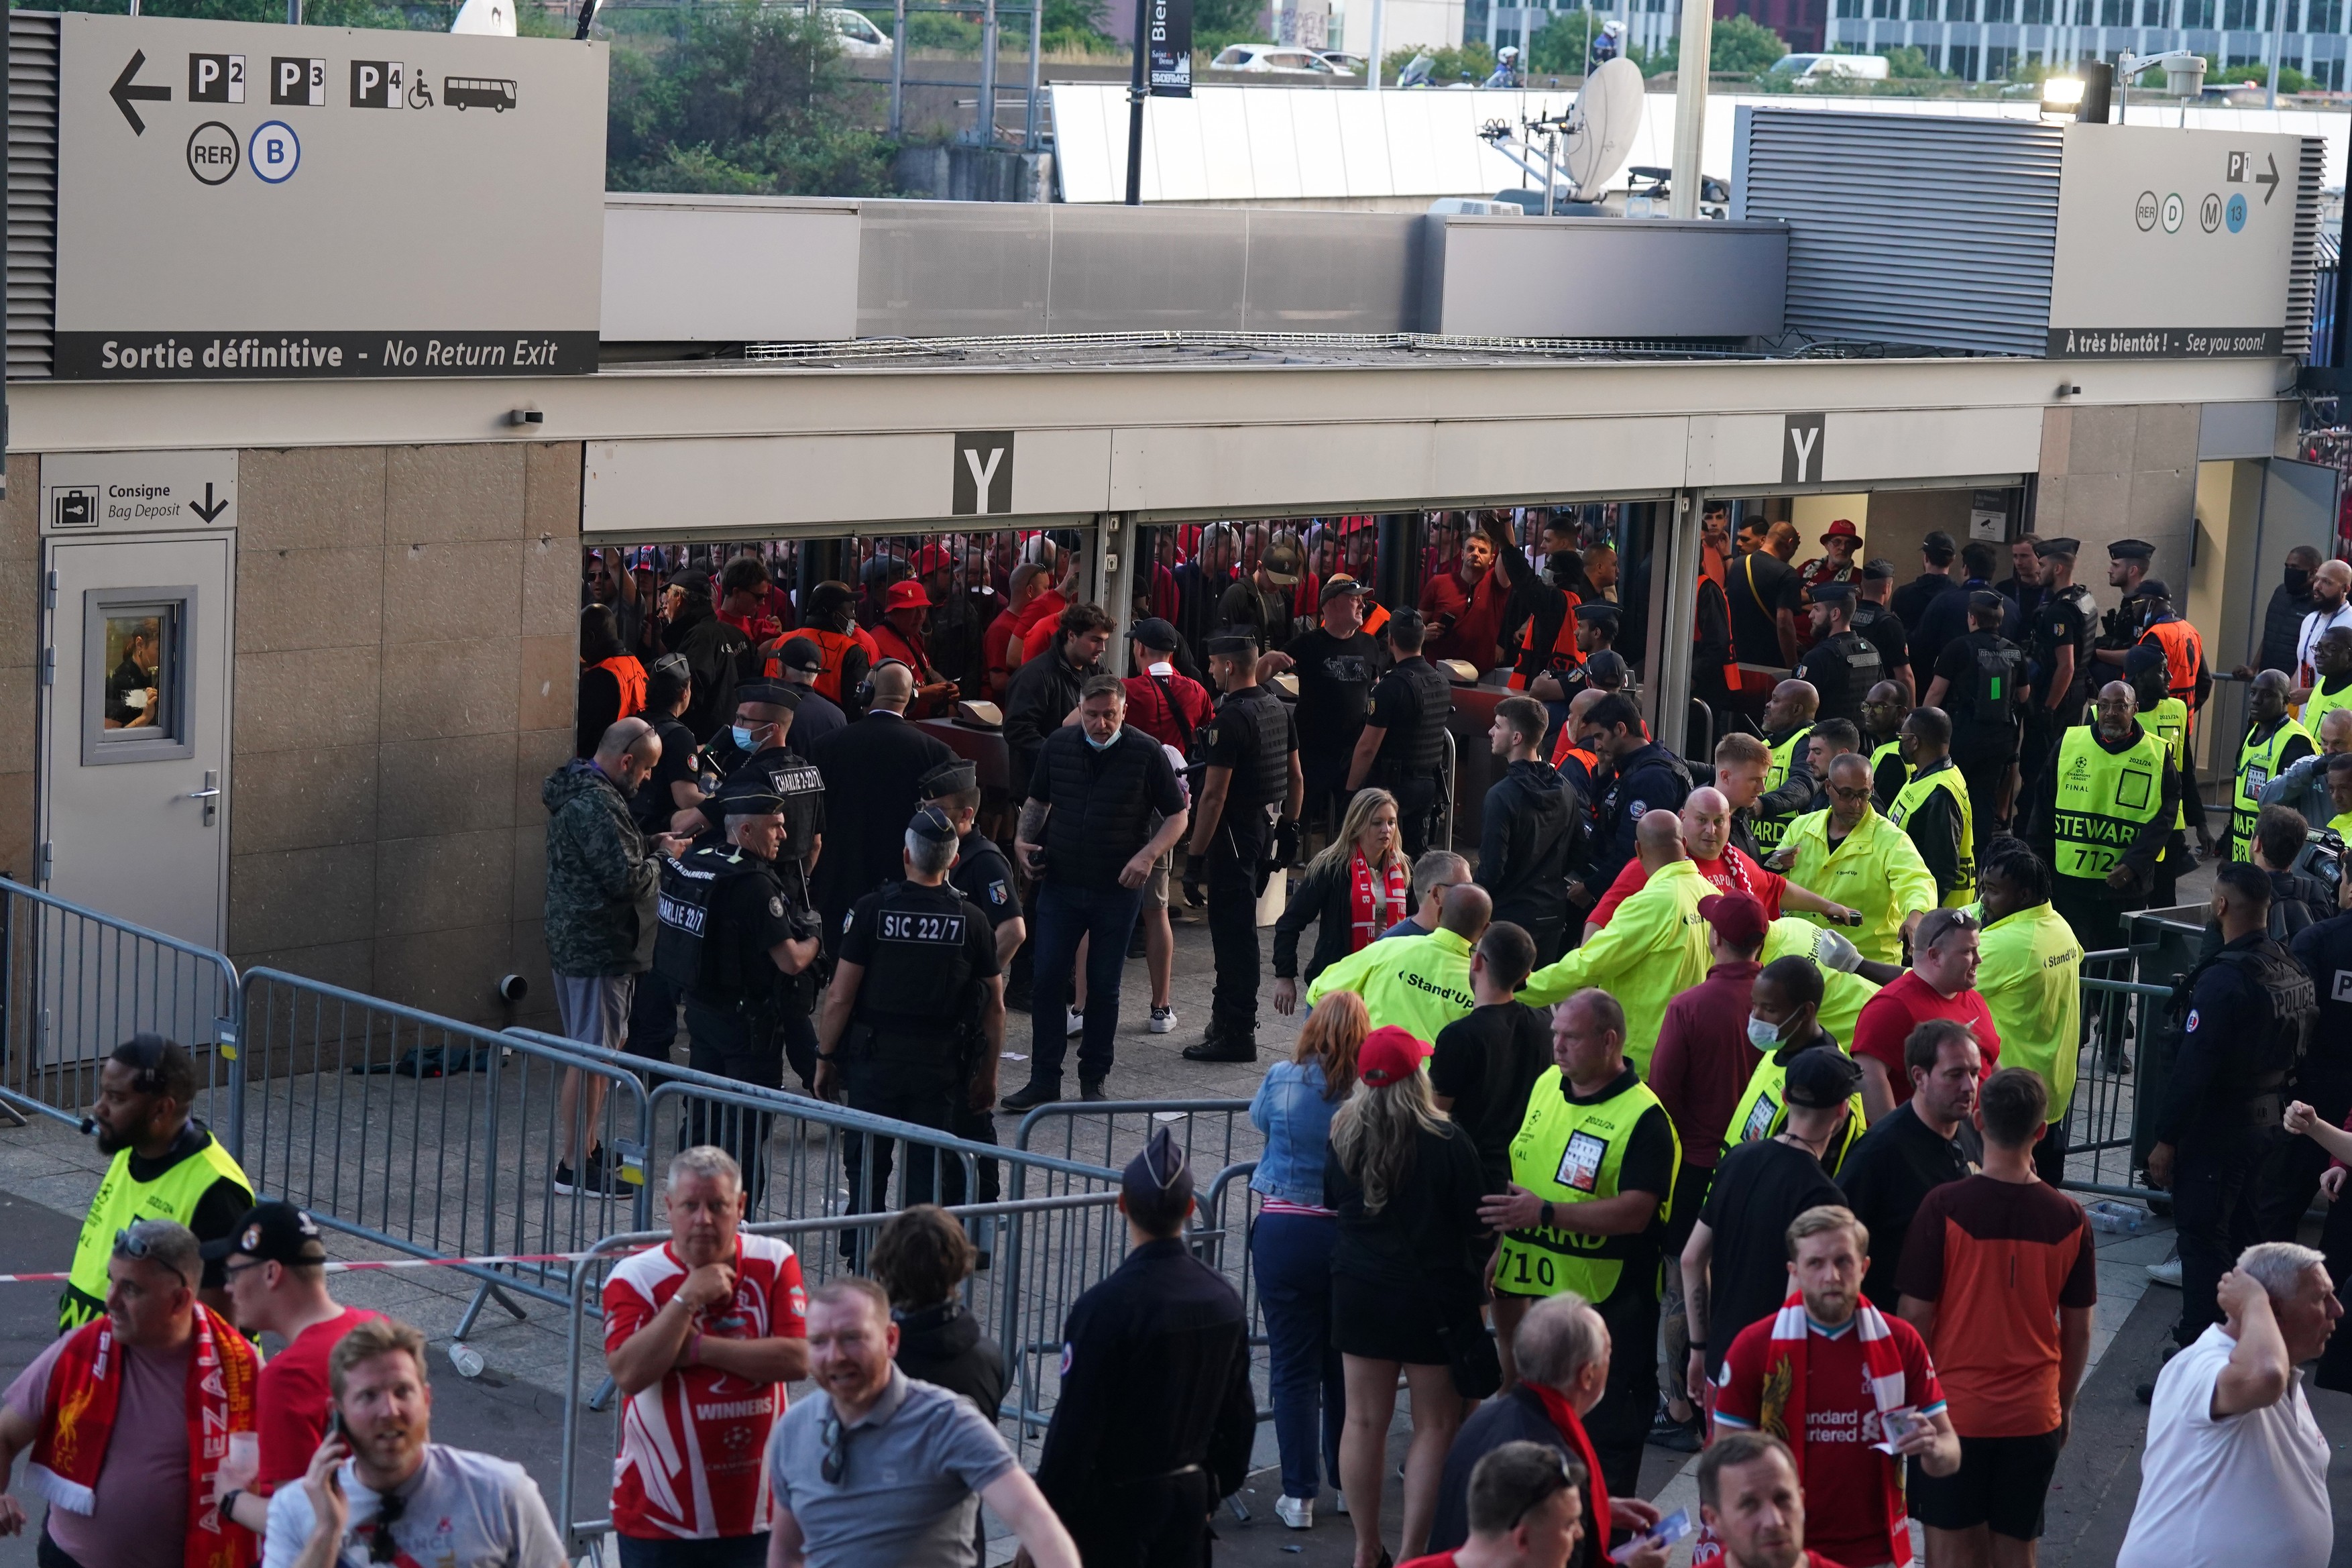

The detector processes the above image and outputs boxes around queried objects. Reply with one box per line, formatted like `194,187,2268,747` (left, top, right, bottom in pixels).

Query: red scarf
30,1305,258,1568
1347,850,1410,952
1528,1382,1611,1553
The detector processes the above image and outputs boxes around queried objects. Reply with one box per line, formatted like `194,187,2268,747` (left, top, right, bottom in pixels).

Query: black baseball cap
772,636,825,674
201,1200,329,1266
1783,1047,1864,1109
1130,618,1180,652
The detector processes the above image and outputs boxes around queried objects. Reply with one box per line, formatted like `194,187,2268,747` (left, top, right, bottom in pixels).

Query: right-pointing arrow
2257,152,2282,205
109,51,170,136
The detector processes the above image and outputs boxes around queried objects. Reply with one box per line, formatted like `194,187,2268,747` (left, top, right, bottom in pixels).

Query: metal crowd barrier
1011,1098,1255,1196
2052,948,2176,1200
0,878,243,1152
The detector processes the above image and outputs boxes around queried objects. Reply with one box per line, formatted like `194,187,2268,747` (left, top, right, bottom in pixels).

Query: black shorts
1908,1429,2062,1540
1331,1273,1451,1365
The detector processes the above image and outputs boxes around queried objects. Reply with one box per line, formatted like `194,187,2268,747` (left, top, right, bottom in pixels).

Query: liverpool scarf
1528,1381,1611,1553
1348,850,1410,952
29,1304,259,1568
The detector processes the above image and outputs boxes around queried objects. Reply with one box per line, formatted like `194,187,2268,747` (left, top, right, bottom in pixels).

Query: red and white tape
0,1249,608,1284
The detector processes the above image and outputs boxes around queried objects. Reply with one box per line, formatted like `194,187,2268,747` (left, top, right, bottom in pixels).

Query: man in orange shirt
1896,1067,2094,1568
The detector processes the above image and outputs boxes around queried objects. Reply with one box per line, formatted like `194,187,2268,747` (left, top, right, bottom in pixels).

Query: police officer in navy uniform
651,779,822,1204
2142,862,2318,1398
1186,631,1304,1064
1035,1127,1257,1568
1792,580,1883,728
925,758,1025,1204
1349,608,1454,859
815,805,1005,1221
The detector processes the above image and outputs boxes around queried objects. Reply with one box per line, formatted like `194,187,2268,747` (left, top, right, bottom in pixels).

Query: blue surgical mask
1746,1014,1785,1050
1084,725,1122,751
732,726,757,752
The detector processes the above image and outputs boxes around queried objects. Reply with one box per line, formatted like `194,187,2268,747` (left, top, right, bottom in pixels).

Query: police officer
815,805,1005,1219
2029,679,2179,958
1792,581,1882,728
652,781,823,1205
923,759,1023,1202
2022,537,2098,811
2092,537,2158,670
1035,1128,1257,1568
1888,705,1975,908
1853,559,1913,702
1186,631,1304,1064
2231,671,2316,861
1476,987,1679,1499
2143,863,2317,1390
1923,590,2026,834
60,1033,254,1331
1573,692,1694,903
689,683,827,883
1349,608,1453,859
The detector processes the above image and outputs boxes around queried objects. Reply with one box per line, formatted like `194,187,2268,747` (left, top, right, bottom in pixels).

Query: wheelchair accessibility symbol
249,120,298,183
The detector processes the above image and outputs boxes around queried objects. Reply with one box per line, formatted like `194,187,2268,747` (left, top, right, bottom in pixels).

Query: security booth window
83,592,195,765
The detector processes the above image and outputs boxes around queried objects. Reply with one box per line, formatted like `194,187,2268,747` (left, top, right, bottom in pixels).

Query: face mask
2287,567,2314,596
1545,552,1577,587
1084,724,1122,751
1746,1014,1785,1050
731,726,757,752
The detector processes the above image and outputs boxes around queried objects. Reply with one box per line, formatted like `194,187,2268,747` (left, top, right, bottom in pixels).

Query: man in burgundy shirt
1421,520,1511,673
1648,889,1774,1445
1851,907,2000,1122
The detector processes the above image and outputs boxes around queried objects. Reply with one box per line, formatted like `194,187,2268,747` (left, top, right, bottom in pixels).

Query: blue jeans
1253,1209,1345,1500
1029,879,1145,1084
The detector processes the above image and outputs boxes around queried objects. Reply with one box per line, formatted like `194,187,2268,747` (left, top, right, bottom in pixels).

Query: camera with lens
2294,826,2346,900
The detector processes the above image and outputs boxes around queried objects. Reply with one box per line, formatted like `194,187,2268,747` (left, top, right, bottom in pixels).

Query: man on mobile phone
266,1317,565,1568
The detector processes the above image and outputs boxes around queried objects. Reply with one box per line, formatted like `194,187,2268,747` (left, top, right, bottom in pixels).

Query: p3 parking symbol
248,121,299,184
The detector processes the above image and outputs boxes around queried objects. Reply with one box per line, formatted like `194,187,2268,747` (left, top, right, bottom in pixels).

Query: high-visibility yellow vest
1723,1044,1866,1175
2048,723,2168,885
2306,675,2352,734
1750,726,1815,852
2232,716,2312,860
1779,808,1940,965
1968,899,2084,1122
1759,917,1881,1046
1889,759,1976,908
63,1129,251,1331
1869,738,1910,803
1495,1070,1679,1305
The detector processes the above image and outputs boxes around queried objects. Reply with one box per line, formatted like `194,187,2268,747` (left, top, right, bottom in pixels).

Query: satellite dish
1561,56,1644,201
451,0,517,36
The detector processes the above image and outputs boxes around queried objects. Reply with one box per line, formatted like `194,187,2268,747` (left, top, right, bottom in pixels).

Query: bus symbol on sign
445,78,518,111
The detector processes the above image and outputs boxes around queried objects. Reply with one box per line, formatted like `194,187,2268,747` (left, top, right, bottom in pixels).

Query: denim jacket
1249,1058,1341,1207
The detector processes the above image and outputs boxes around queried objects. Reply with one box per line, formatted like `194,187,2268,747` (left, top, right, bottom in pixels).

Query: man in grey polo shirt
767,1278,1078,1568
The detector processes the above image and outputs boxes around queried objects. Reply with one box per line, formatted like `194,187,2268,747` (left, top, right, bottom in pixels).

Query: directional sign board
2046,122,2302,359
53,13,605,381
40,452,239,536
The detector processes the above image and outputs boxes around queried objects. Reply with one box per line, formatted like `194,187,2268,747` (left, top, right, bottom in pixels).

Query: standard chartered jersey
605,1235,809,1541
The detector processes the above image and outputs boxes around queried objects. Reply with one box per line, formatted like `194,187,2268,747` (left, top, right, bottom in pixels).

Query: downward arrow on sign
2258,152,2281,205
188,483,227,524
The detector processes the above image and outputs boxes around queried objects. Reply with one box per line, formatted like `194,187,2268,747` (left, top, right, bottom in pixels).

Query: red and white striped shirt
604,1235,807,1541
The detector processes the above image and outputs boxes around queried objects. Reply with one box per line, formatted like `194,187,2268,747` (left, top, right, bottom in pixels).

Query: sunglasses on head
1508,1449,1580,1530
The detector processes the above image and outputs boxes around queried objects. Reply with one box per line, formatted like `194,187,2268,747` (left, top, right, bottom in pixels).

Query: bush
607,4,900,197
1882,44,1943,78
1707,14,1787,73
1384,40,1497,84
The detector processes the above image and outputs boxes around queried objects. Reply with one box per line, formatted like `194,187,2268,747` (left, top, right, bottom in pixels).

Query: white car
1316,50,1367,74
1767,51,1889,80
824,7,894,58
1211,44,1341,72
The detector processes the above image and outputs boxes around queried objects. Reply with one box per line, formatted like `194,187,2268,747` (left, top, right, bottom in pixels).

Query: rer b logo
248,121,300,184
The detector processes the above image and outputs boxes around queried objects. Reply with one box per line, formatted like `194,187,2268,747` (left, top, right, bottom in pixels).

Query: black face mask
1545,552,1577,587
2287,567,2314,596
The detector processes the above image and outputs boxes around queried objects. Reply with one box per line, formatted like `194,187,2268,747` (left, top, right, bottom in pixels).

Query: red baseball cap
911,544,955,578
1359,1025,1432,1086
1697,891,1770,950
885,579,932,612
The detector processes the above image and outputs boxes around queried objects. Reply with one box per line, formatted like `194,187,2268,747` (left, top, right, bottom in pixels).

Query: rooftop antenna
1475,54,1644,209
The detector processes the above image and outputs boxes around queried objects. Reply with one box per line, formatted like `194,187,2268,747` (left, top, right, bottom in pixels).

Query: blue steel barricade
0,878,244,1155
234,969,655,1328
1011,1098,1256,1198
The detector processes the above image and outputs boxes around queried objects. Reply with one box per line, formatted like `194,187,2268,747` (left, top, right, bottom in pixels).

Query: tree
1708,13,1787,73
1526,7,1608,75
1882,44,1943,78
607,4,899,197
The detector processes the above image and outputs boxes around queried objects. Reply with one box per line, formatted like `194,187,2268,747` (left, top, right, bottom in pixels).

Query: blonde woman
1272,789,1410,1016
1326,1025,1489,1567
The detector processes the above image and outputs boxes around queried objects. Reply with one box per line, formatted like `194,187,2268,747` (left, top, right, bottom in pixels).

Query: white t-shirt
2115,1323,2331,1568
262,1443,568,1568
2296,604,2352,685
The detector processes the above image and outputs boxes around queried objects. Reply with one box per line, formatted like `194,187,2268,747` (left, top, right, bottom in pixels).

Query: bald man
1306,881,1490,1039
1584,786,1858,936
1522,811,1713,1075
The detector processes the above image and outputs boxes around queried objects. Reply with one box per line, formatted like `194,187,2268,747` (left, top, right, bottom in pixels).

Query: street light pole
1125,0,1150,202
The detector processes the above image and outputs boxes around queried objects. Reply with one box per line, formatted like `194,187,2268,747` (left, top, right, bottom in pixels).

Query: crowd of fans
6,512,2352,1568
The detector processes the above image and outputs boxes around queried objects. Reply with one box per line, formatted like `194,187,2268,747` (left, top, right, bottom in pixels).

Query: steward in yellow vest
2123,645,2210,903
62,1033,253,1332
1862,680,1912,809
2231,672,2314,862
1886,710,1975,908
2030,680,2178,955
1748,681,1819,855
1477,987,1679,1496
1520,820,1712,1076
1773,753,1938,965
2302,626,2352,730
1306,888,1484,1040
1720,955,1868,1175
1969,845,2084,1131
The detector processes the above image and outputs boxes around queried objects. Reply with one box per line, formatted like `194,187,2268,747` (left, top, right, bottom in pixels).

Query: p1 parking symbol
249,121,299,184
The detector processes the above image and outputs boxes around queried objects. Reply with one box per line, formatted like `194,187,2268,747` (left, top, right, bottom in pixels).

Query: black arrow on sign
110,51,170,136
2258,152,2281,205
188,482,227,523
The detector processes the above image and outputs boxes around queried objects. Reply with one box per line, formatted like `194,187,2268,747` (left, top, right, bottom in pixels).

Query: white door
40,534,234,948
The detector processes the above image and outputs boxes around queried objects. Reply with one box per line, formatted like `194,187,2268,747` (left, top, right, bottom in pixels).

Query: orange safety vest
773,625,875,703
1362,600,1391,640
1508,590,1584,691
591,655,647,718
2145,618,2203,705
1550,733,1598,773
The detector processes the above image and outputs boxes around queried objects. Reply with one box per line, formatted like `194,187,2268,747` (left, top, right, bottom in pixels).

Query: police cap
920,759,980,799
1573,602,1622,623
908,803,958,846
1121,1126,1194,1231
772,636,826,674
1205,631,1259,658
1783,1046,1864,1109
736,681,801,711
2137,578,2172,602
1966,590,2005,614
1861,558,1897,581
2109,539,2156,562
2033,537,2081,560
1811,581,1856,604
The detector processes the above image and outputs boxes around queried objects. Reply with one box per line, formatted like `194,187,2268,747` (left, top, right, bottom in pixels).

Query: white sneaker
1150,1005,1177,1035
1275,1496,1312,1530
1333,1492,1348,1516
2147,1254,2183,1287
1065,1007,1084,1038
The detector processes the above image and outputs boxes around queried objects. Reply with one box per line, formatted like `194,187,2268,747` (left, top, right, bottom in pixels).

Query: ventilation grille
2285,133,2327,359
1733,106,2064,357
9,11,59,381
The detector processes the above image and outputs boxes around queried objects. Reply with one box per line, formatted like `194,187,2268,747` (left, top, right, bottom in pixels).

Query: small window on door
82,590,195,765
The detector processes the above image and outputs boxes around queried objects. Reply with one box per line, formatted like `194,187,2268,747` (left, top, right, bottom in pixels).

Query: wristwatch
1538,1200,1556,1230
